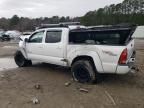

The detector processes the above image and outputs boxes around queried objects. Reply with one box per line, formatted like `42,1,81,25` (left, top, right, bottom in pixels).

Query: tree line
81,0,144,25
0,15,80,31
0,0,144,31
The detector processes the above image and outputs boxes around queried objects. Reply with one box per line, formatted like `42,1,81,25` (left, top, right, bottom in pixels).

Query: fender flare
68,51,104,73
17,48,28,59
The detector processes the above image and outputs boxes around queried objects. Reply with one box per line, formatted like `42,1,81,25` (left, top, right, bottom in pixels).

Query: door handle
39,46,42,48
56,47,62,49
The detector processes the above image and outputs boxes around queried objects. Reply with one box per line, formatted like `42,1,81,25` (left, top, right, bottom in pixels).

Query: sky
0,0,124,18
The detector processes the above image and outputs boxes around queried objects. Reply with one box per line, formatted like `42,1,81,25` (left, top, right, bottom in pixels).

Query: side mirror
24,38,29,43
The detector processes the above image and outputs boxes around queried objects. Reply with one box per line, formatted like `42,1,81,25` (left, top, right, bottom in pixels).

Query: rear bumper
116,58,135,74
116,65,131,74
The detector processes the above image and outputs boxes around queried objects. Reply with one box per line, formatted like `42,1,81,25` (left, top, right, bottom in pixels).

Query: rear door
40,29,65,66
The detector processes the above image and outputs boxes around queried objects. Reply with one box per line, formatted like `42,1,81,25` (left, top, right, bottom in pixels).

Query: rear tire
14,51,32,67
71,60,98,83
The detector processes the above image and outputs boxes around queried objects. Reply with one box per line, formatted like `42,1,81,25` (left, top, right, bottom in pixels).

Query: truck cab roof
36,23,137,33
36,22,87,31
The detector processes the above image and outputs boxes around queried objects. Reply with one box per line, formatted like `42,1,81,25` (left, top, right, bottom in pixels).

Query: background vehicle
1,34,11,41
14,23,136,83
5,30,21,41
0,31,11,42
0,31,5,41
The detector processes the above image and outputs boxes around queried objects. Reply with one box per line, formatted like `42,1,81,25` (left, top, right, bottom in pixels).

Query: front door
41,30,65,66
26,30,45,60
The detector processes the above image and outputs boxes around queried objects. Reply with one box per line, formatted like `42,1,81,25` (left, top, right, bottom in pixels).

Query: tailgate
126,39,135,62
126,39,136,68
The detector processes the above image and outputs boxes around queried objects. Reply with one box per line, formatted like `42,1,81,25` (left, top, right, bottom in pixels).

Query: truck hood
20,35,30,41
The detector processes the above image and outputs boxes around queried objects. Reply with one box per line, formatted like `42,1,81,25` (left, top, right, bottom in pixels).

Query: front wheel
14,51,32,67
71,60,97,83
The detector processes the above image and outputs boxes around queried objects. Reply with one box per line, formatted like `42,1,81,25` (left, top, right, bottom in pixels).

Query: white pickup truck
14,23,136,83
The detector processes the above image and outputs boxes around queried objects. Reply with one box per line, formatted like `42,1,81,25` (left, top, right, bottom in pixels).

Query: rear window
69,30,131,45
46,31,62,43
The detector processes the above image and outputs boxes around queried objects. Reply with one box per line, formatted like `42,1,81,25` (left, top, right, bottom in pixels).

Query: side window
29,31,44,43
69,31,122,45
45,31,62,43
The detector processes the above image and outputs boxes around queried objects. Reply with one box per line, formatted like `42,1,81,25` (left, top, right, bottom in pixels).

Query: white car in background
5,30,21,39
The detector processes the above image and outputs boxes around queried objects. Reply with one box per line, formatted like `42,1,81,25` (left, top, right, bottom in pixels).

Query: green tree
81,0,144,26
9,15,20,29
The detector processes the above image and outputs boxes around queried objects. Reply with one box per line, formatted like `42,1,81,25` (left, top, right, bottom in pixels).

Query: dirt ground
0,40,144,108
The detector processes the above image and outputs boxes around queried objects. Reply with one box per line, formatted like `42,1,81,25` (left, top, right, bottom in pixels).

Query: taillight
119,48,128,64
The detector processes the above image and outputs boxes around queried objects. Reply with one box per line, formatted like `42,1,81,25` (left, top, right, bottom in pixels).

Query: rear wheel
71,60,98,83
14,51,32,67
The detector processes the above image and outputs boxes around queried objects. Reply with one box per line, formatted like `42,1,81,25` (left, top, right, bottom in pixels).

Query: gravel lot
0,40,144,108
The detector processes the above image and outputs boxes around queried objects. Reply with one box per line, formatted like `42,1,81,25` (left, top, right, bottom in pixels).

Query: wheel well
17,50,27,59
71,56,96,71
